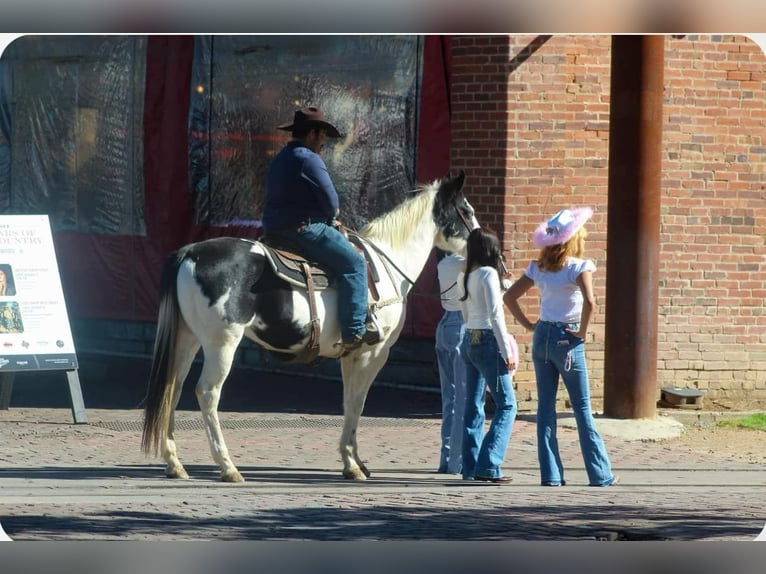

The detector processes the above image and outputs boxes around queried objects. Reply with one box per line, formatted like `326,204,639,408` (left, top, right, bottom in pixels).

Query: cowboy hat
277,107,341,138
532,207,593,248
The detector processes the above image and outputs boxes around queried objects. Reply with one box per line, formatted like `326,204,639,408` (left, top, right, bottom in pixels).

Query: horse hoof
343,468,368,480
221,470,245,483
166,468,190,480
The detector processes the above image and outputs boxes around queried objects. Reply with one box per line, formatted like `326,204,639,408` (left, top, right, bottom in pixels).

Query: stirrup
363,315,381,344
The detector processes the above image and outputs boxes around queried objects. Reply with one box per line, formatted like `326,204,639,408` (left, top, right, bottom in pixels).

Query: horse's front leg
339,348,390,480
196,340,243,482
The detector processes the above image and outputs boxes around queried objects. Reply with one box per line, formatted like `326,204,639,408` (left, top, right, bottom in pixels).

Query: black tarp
0,35,451,338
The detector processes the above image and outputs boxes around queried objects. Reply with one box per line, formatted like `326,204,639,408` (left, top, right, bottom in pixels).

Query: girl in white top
504,207,617,487
435,251,467,474
457,227,518,483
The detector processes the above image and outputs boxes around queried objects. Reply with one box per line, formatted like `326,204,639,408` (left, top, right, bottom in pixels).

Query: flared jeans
460,329,517,480
435,310,466,474
532,321,616,486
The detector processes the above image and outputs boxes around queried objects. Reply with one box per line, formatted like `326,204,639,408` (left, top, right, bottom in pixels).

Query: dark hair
291,128,314,140
460,227,504,301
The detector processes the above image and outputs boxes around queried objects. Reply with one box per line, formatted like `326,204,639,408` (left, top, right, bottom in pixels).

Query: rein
359,235,419,287
344,196,475,303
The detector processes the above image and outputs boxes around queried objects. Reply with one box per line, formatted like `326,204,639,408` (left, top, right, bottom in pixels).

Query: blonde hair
536,226,587,272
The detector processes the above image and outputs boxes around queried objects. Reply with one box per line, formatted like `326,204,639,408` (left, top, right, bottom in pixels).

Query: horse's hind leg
196,332,244,482
162,326,200,479
339,348,390,480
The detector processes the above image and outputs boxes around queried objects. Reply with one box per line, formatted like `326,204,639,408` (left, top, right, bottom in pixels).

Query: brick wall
450,34,766,408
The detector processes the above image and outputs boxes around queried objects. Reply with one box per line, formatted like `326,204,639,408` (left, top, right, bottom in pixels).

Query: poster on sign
0,215,78,371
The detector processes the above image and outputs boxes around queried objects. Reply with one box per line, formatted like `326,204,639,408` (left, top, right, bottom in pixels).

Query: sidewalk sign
0,215,86,423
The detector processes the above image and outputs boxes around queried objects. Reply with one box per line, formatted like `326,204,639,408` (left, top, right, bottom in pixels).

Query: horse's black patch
185,238,308,349
250,263,311,350
433,171,472,241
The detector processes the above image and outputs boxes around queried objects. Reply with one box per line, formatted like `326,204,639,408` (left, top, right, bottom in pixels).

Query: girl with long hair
458,227,518,483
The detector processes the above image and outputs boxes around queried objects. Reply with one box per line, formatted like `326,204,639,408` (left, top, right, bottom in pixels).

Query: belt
539,320,579,329
268,219,329,235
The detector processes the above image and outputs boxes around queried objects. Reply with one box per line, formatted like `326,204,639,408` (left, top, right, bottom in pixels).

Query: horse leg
162,327,200,479
339,348,390,480
196,333,244,482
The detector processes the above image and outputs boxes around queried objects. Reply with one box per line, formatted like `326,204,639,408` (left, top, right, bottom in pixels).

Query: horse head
432,169,478,256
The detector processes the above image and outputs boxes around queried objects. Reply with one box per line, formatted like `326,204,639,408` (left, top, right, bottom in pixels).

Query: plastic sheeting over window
0,36,146,235
189,35,420,231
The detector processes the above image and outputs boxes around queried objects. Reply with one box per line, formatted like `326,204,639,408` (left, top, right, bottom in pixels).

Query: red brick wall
450,34,766,408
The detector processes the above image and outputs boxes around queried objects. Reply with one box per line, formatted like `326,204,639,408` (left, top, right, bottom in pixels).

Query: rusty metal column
603,36,664,419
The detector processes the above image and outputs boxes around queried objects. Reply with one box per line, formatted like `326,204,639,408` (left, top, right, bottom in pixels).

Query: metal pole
603,35,665,419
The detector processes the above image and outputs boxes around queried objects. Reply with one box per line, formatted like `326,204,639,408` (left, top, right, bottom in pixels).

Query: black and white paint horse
142,171,477,482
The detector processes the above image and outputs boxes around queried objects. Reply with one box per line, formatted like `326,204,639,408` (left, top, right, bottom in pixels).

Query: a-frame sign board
0,215,86,423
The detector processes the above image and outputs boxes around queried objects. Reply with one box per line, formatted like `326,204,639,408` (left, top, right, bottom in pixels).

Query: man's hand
330,219,348,239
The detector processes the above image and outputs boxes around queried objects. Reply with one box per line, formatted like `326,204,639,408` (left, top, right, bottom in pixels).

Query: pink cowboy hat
532,207,593,248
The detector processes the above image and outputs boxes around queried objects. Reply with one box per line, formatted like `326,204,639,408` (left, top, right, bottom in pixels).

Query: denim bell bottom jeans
435,310,466,474
532,321,615,486
460,329,517,480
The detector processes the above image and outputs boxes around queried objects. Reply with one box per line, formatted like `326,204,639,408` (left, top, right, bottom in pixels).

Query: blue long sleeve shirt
262,141,339,232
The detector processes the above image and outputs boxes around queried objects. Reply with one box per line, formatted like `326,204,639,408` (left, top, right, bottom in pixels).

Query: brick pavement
0,406,764,541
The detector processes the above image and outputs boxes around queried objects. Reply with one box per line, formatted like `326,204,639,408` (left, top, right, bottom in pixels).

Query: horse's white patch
210,289,231,317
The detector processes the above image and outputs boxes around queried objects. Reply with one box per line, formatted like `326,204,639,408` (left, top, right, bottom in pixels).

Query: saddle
260,231,381,363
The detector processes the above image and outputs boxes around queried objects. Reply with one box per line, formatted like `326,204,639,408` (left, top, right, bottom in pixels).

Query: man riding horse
262,107,380,354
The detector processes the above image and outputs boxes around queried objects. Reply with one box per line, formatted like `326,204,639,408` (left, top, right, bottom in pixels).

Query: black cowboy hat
277,107,342,138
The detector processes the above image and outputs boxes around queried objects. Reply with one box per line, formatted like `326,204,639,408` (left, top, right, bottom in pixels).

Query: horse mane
358,180,439,250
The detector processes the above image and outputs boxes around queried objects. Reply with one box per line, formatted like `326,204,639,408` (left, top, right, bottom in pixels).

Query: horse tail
141,245,192,456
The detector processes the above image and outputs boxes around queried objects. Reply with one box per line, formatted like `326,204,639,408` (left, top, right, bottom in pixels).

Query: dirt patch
669,425,766,465
619,395,766,465
659,397,766,465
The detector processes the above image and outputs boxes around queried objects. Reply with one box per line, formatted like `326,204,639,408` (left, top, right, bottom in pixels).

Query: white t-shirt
457,266,515,362
437,253,464,313
524,257,596,323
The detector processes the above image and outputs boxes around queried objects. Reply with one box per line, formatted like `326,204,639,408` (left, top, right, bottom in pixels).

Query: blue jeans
461,329,517,480
532,321,615,486
267,222,367,342
435,310,466,474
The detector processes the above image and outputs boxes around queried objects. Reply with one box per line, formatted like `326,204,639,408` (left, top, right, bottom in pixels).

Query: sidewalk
1,404,764,541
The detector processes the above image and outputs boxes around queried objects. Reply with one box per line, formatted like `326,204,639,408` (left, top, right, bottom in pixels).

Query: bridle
451,197,509,275
453,198,474,234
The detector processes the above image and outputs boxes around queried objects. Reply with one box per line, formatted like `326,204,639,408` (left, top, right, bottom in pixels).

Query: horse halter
453,198,475,234
452,198,509,275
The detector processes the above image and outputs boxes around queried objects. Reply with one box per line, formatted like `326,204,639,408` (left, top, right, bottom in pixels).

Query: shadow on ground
3,501,760,541
7,354,442,419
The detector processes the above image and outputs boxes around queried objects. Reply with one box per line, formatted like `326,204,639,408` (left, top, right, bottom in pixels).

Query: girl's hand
506,358,516,371
566,327,586,340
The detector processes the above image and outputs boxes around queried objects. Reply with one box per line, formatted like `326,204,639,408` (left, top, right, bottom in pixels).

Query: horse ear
441,170,465,191
455,169,465,189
